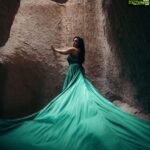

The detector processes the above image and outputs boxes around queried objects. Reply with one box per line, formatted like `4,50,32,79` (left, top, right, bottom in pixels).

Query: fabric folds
0,55,150,150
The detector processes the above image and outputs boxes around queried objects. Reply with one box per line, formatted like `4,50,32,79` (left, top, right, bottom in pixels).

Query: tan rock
0,0,149,119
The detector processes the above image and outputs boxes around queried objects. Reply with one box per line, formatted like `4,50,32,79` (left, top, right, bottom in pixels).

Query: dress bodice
67,54,82,65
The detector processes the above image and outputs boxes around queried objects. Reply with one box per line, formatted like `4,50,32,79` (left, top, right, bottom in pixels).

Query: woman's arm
51,45,78,55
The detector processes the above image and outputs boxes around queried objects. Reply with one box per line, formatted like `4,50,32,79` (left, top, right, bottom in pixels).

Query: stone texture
0,0,21,46
52,0,68,3
0,0,66,117
102,0,150,112
0,0,149,119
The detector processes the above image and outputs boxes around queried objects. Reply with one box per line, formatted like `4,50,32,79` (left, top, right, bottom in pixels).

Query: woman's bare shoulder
69,47,79,55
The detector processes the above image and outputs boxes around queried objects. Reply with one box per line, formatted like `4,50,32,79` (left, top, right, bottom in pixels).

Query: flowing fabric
0,54,150,150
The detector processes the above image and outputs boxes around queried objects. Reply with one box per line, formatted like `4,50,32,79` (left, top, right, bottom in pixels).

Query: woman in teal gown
0,36,150,150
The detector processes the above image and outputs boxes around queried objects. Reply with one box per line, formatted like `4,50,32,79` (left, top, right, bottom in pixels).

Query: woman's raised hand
51,45,55,51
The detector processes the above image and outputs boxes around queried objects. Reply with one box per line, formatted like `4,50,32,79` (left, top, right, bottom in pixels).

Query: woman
51,36,85,90
0,36,150,150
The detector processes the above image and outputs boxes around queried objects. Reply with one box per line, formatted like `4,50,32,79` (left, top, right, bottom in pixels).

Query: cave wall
0,0,21,46
102,0,150,112
0,0,150,118
0,0,66,117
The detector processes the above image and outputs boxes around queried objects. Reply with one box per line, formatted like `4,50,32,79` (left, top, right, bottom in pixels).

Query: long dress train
0,54,150,150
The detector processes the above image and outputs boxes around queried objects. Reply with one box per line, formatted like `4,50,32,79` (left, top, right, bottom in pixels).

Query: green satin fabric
0,55,150,150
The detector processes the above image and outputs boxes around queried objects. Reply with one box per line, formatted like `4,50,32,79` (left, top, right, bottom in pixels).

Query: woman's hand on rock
51,45,55,51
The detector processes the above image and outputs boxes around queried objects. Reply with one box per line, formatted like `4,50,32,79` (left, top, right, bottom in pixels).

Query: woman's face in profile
73,38,79,48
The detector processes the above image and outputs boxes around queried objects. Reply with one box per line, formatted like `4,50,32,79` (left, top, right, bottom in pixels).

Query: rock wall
0,0,20,46
102,0,150,112
0,0,66,117
0,0,150,118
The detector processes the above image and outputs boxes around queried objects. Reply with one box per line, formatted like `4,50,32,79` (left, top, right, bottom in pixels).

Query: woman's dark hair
73,36,85,64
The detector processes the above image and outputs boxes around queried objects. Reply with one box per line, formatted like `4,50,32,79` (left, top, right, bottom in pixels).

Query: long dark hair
73,36,85,64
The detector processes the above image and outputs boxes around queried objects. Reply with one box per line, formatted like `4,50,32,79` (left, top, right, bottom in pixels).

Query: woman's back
67,53,82,65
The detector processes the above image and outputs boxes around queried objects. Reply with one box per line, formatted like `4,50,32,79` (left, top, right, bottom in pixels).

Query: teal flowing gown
0,54,150,150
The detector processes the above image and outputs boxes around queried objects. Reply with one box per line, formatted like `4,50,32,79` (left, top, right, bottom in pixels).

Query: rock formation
0,0,149,118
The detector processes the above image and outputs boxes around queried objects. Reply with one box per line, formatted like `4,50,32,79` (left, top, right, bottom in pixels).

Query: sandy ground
112,100,150,121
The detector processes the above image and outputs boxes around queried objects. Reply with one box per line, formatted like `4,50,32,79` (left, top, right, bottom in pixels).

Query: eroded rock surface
0,0,20,46
0,0,149,119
